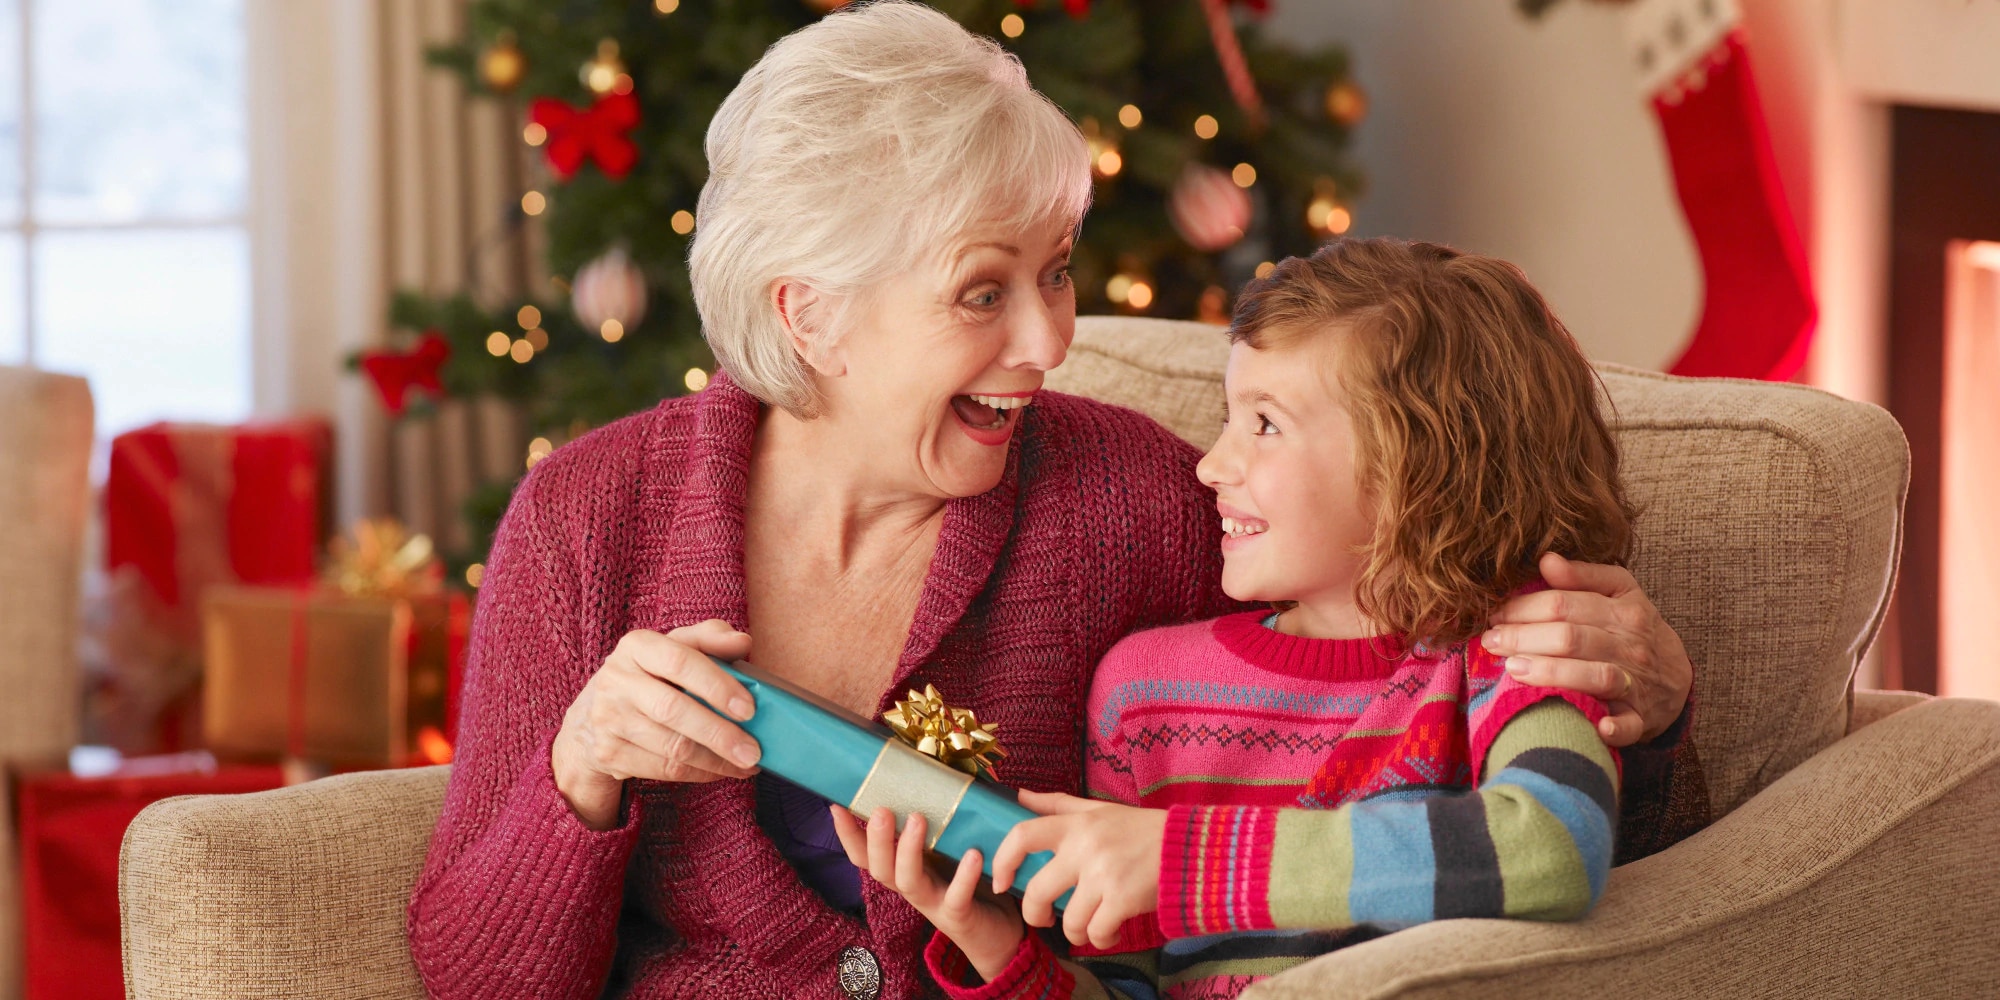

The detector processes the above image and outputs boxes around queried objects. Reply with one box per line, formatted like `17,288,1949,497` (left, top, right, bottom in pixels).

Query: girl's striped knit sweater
927,610,1622,1000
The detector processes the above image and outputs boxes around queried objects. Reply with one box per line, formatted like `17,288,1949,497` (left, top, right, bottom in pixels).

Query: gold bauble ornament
580,38,631,97
479,32,527,94
1324,79,1368,127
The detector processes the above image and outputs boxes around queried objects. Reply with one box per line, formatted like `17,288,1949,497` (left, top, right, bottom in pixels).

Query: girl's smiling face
1195,334,1379,636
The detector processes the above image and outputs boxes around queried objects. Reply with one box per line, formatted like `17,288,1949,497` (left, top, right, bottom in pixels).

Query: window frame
3,0,257,411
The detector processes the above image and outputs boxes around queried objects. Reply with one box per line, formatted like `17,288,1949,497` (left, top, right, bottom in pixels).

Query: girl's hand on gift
992,791,1166,950
832,805,1025,983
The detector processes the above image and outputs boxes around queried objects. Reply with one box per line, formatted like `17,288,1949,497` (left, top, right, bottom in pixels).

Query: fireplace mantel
1840,0,2000,114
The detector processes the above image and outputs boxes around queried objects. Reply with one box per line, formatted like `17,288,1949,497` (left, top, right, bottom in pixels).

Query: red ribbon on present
358,332,450,416
529,92,642,181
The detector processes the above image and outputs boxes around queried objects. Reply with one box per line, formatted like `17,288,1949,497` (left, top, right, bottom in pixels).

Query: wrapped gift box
709,660,1068,907
92,420,331,754
201,586,467,767
105,419,332,621
12,755,285,1000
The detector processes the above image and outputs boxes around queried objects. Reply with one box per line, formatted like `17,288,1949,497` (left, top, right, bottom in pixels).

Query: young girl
835,237,1630,999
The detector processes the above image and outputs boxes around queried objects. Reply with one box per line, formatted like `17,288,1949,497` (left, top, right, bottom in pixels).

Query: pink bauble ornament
1169,165,1252,252
572,247,648,338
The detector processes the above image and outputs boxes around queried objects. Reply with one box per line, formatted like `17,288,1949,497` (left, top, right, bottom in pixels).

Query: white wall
1263,0,1702,371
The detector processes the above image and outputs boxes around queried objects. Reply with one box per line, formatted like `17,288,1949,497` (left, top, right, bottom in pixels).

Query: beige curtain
377,0,537,555
254,0,537,556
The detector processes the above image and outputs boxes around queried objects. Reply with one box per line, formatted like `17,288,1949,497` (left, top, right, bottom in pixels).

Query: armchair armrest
1244,697,2000,1000
119,765,448,1000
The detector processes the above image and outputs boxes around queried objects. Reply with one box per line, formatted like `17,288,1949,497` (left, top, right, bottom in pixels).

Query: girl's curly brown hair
1229,237,1635,654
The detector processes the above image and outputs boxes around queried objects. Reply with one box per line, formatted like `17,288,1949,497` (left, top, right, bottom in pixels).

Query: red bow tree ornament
528,92,642,181
359,332,450,416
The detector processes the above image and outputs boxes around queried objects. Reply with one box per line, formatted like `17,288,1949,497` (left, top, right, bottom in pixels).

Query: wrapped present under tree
88,419,332,754
201,520,468,769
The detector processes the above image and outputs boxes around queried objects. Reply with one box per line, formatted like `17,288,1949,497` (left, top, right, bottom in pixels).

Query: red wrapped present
105,419,332,632
12,754,286,1000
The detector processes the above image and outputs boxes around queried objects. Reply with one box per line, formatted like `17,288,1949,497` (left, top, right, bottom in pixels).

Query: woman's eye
968,288,1002,308
1047,264,1073,288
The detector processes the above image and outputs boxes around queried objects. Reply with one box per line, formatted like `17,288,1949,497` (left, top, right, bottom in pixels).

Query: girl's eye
1255,415,1278,436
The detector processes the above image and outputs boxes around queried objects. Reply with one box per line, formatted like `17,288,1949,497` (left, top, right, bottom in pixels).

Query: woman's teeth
966,394,1033,410
1221,517,1267,538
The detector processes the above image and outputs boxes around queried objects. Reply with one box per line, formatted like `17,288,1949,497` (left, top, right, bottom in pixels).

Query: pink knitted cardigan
405,373,1237,1000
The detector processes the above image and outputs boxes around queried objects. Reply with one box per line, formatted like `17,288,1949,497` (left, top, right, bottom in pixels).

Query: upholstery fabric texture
0,366,92,1000
1236,697,2000,999
119,317,1978,1000
119,766,446,1000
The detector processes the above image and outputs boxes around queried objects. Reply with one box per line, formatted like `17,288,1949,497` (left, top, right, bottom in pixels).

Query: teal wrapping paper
704,658,1068,909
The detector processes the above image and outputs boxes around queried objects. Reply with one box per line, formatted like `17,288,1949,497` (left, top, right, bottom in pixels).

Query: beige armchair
0,367,93,1000
120,318,2000,999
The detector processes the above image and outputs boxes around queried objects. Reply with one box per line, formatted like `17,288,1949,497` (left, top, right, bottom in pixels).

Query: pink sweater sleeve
406,463,642,1000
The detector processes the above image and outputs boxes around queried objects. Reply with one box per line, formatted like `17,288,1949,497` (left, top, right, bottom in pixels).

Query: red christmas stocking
1628,0,1816,380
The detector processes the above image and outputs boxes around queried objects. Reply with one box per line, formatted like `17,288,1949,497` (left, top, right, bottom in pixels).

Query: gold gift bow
322,518,443,598
881,684,1007,779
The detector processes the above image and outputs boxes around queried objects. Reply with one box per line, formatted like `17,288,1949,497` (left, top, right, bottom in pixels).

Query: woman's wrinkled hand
991,791,1165,950
551,619,762,830
832,805,1026,983
1484,552,1694,747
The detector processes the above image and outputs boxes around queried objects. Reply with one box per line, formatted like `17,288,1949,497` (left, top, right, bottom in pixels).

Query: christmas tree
383,0,1364,568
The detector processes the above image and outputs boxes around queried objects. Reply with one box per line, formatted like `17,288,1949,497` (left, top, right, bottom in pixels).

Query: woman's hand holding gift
832,805,1026,983
551,620,765,830
992,791,1167,950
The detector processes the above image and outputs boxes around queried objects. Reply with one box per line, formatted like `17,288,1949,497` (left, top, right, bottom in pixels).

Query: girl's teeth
1221,517,1266,537
967,393,1032,410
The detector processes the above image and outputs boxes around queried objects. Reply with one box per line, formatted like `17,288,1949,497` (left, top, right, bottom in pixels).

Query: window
2,0,251,439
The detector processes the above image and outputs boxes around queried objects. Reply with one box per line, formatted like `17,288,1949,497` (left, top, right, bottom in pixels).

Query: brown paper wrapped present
200,585,465,768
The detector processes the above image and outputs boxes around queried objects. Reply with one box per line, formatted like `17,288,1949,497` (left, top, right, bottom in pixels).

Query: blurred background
1,1,1998,997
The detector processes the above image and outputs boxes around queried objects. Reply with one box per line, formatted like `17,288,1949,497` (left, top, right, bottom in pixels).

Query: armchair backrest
1051,317,1908,819
0,365,93,1000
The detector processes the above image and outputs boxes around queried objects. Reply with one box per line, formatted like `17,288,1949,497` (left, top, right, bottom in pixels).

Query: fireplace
1939,240,2000,701
1884,106,2000,695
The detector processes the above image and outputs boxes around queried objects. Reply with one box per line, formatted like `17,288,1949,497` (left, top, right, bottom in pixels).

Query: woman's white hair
689,0,1092,416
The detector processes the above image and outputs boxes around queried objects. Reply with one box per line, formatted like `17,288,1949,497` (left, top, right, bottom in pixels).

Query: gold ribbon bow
882,684,1006,779
322,518,443,598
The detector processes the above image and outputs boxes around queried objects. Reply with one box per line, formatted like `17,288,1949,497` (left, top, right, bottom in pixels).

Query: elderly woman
406,6,1696,1000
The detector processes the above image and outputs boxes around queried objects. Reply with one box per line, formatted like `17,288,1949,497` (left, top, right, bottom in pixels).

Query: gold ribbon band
849,739,974,849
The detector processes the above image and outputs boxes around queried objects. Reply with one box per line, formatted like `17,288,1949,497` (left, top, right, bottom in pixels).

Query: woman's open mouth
950,392,1033,446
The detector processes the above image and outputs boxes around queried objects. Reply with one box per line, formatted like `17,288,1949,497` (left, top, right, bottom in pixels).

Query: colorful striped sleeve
1156,698,1620,938
925,928,1160,1000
